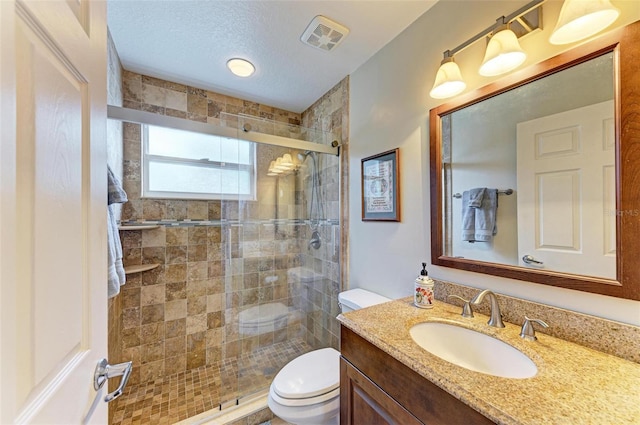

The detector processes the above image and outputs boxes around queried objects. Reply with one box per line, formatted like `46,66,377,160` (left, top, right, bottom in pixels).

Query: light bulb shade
280,153,294,166
430,60,466,99
479,28,527,77
227,58,255,77
549,0,619,45
273,157,291,171
267,160,281,175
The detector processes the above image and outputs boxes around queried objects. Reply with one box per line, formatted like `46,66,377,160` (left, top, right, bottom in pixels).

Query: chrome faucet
447,295,474,318
520,316,549,341
470,290,505,328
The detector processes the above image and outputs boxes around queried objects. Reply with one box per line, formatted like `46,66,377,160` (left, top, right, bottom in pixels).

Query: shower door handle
94,358,133,402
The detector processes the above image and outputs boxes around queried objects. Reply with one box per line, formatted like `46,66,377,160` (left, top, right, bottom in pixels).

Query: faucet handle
520,316,549,341
447,295,474,318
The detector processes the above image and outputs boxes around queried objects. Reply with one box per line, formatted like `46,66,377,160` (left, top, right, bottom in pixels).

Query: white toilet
268,288,390,425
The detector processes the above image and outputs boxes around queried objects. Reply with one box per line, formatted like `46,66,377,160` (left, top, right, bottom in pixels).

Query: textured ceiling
107,1,437,113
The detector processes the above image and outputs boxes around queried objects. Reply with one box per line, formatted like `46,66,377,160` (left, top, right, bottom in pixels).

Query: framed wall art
361,148,400,221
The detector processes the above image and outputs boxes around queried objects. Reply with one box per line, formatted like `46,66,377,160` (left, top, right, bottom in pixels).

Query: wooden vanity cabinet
341,359,422,425
340,327,496,425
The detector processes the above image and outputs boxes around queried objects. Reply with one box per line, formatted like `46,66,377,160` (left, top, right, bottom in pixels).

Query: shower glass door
229,118,342,404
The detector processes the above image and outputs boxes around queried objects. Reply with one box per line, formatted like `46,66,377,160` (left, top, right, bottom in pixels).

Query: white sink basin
409,322,537,379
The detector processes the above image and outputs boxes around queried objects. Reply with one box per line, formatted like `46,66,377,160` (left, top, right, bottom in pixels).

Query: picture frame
361,148,400,221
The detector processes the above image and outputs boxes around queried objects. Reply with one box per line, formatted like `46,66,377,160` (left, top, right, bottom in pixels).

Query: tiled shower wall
114,70,346,390
118,141,305,386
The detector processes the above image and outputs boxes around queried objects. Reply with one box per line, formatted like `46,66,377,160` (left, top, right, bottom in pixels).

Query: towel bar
453,189,513,199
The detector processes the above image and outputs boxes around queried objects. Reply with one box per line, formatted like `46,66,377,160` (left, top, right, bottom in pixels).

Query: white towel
108,166,128,204
107,166,128,298
107,207,122,297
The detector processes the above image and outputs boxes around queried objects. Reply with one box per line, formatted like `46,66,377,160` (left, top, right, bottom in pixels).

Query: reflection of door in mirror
516,101,615,279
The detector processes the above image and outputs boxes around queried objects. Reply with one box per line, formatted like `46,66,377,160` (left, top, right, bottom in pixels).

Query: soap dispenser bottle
414,262,434,309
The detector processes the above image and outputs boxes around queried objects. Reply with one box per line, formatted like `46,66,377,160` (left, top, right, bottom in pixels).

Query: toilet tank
338,288,390,313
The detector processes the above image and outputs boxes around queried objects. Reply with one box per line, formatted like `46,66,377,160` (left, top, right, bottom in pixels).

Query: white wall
348,0,640,325
449,104,518,264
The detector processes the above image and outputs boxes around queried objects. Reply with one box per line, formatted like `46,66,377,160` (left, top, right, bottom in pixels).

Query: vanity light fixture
280,154,294,167
267,161,283,176
226,58,255,77
428,0,543,100
549,0,620,45
268,154,300,177
273,157,289,171
429,52,466,99
429,0,622,100
478,19,527,77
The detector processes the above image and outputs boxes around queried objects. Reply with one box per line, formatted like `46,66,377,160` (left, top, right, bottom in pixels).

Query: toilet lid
272,348,340,399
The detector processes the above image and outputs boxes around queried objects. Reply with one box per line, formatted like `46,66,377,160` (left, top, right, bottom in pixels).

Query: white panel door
516,101,616,279
1,0,109,423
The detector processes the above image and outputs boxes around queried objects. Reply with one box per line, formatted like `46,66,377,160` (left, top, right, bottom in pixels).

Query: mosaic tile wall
113,70,345,400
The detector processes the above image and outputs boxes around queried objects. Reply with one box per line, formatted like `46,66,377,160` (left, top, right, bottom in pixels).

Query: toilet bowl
268,288,390,425
268,348,341,425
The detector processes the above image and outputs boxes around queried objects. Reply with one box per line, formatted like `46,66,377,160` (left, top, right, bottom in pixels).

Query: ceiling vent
300,15,350,52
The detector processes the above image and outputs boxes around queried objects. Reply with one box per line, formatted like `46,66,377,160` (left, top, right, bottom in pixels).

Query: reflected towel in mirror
462,188,498,242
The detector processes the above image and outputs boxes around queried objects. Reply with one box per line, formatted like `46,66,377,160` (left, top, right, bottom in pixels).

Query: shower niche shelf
118,224,160,231
119,224,161,274
124,264,160,275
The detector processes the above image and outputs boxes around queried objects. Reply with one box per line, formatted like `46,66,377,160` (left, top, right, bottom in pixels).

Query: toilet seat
271,348,340,406
270,386,340,407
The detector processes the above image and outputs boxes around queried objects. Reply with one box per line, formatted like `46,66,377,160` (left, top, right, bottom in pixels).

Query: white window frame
141,124,257,201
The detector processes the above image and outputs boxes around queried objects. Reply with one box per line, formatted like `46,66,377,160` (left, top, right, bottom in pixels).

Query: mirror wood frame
429,21,640,301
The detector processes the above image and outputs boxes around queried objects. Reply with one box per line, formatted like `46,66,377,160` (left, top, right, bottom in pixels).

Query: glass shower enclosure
110,107,341,420
224,115,342,407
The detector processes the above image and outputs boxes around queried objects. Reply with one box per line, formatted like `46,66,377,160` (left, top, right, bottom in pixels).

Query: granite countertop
338,297,640,425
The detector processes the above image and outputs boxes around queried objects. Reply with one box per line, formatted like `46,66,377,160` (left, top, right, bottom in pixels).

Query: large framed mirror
429,20,640,301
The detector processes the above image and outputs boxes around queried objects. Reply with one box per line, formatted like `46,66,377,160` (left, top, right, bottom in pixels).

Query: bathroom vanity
340,326,494,424
338,298,640,425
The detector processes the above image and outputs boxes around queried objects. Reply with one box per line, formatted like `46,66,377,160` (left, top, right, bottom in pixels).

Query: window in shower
141,124,256,200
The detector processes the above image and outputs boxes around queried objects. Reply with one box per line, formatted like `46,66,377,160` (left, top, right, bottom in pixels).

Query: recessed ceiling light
227,58,255,77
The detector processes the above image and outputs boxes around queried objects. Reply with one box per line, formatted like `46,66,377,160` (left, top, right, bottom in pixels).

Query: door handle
522,255,544,265
94,358,133,402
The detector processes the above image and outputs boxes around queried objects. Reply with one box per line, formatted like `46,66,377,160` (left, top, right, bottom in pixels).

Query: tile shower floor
111,338,312,424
